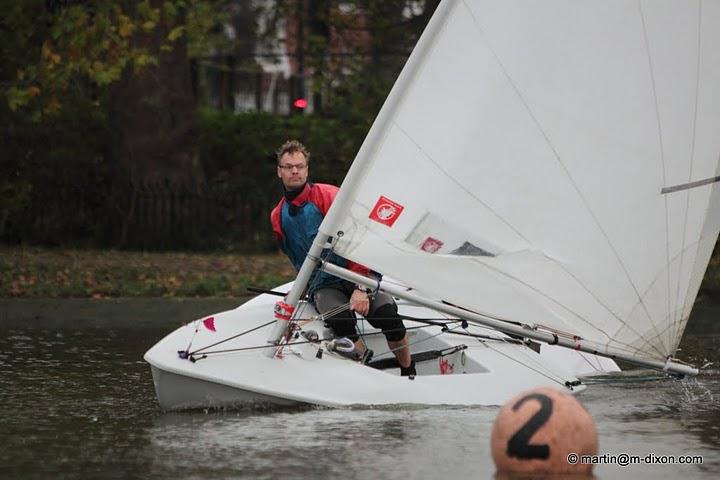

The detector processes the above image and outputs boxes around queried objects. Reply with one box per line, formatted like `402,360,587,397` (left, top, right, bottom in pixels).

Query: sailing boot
360,348,374,365
331,338,374,363
400,360,416,379
335,347,374,363
353,339,374,364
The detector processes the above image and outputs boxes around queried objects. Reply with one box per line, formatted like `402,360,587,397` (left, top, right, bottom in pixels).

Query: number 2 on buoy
506,393,552,460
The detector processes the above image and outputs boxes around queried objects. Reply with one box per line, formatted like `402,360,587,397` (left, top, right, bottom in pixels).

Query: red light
293,98,308,109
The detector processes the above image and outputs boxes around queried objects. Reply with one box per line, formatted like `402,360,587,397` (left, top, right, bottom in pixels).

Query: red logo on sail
369,196,404,227
420,237,444,253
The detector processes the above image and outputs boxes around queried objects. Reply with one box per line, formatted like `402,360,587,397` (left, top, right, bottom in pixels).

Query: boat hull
150,365,306,410
145,282,614,410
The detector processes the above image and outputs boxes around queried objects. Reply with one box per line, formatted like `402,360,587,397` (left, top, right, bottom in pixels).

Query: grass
0,246,296,298
1,245,718,299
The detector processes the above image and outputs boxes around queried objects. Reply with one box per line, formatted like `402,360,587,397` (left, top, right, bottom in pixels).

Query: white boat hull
145,283,617,410
149,365,304,410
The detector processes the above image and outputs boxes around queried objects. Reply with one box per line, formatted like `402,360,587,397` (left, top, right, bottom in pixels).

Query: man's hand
349,289,370,316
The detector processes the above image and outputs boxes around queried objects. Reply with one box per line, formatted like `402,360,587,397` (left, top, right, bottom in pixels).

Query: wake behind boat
146,0,719,409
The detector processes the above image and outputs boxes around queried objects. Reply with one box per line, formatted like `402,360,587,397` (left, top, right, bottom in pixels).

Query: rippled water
1,300,719,479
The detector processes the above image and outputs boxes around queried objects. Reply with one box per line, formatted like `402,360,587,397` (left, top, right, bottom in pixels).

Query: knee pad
371,303,406,342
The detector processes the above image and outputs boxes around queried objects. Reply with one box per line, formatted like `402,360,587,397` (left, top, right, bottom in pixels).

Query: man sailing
270,140,416,376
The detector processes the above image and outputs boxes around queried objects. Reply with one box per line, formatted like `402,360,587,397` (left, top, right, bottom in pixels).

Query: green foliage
185,0,232,57
3,2,134,113
0,97,110,245
0,106,368,250
199,109,364,186
256,0,438,124
1,0,228,116
0,0,432,249
177,274,230,296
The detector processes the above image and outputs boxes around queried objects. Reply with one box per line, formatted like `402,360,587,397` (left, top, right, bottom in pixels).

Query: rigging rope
183,320,276,357
270,239,347,358
183,324,437,361
180,312,528,362
483,341,572,389
367,323,466,361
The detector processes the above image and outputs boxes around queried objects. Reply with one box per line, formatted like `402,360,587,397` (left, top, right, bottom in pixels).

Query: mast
264,0,458,352
321,262,699,377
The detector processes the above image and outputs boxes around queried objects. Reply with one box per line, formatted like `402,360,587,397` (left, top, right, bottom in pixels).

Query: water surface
1,299,718,479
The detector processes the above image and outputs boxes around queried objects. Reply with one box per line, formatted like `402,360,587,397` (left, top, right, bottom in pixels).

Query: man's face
277,151,309,189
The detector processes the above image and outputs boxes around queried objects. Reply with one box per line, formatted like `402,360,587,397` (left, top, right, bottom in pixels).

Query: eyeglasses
278,163,308,171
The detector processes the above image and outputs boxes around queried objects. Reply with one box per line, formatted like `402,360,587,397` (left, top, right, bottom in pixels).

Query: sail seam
638,0,672,354
388,121,661,355
676,213,719,346
483,343,568,387
615,230,716,355
389,122,531,244
577,351,603,372
675,0,704,348
343,222,661,356
550,260,664,357
325,257,676,364
471,254,664,357
463,0,661,353
655,233,713,348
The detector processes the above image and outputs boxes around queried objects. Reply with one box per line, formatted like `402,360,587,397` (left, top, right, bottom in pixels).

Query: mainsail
314,0,720,367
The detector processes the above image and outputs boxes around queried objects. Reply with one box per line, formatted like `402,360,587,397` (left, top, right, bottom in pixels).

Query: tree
2,0,235,247
332,0,440,120
1,0,440,249
107,1,203,191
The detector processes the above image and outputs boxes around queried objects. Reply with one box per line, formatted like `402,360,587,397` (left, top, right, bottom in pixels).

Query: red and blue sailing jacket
271,182,369,293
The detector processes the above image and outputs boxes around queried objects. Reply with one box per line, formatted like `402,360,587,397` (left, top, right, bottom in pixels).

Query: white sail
319,0,720,364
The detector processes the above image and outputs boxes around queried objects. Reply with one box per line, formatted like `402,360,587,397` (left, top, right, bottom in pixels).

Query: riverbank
2,245,718,299
0,247,295,298
1,293,716,337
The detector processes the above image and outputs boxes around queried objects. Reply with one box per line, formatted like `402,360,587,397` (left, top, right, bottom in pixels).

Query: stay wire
316,301,353,321
311,310,522,347
271,240,342,356
187,319,533,361
188,320,277,356
352,315,525,344
184,322,201,354
189,324,437,359
187,313,520,359
483,340,569,388
370,323,465,361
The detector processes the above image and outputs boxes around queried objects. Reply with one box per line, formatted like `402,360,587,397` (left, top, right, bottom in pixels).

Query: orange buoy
491,387,598,475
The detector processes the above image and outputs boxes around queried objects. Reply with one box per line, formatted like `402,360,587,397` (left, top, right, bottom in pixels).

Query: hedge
1,104,369,251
